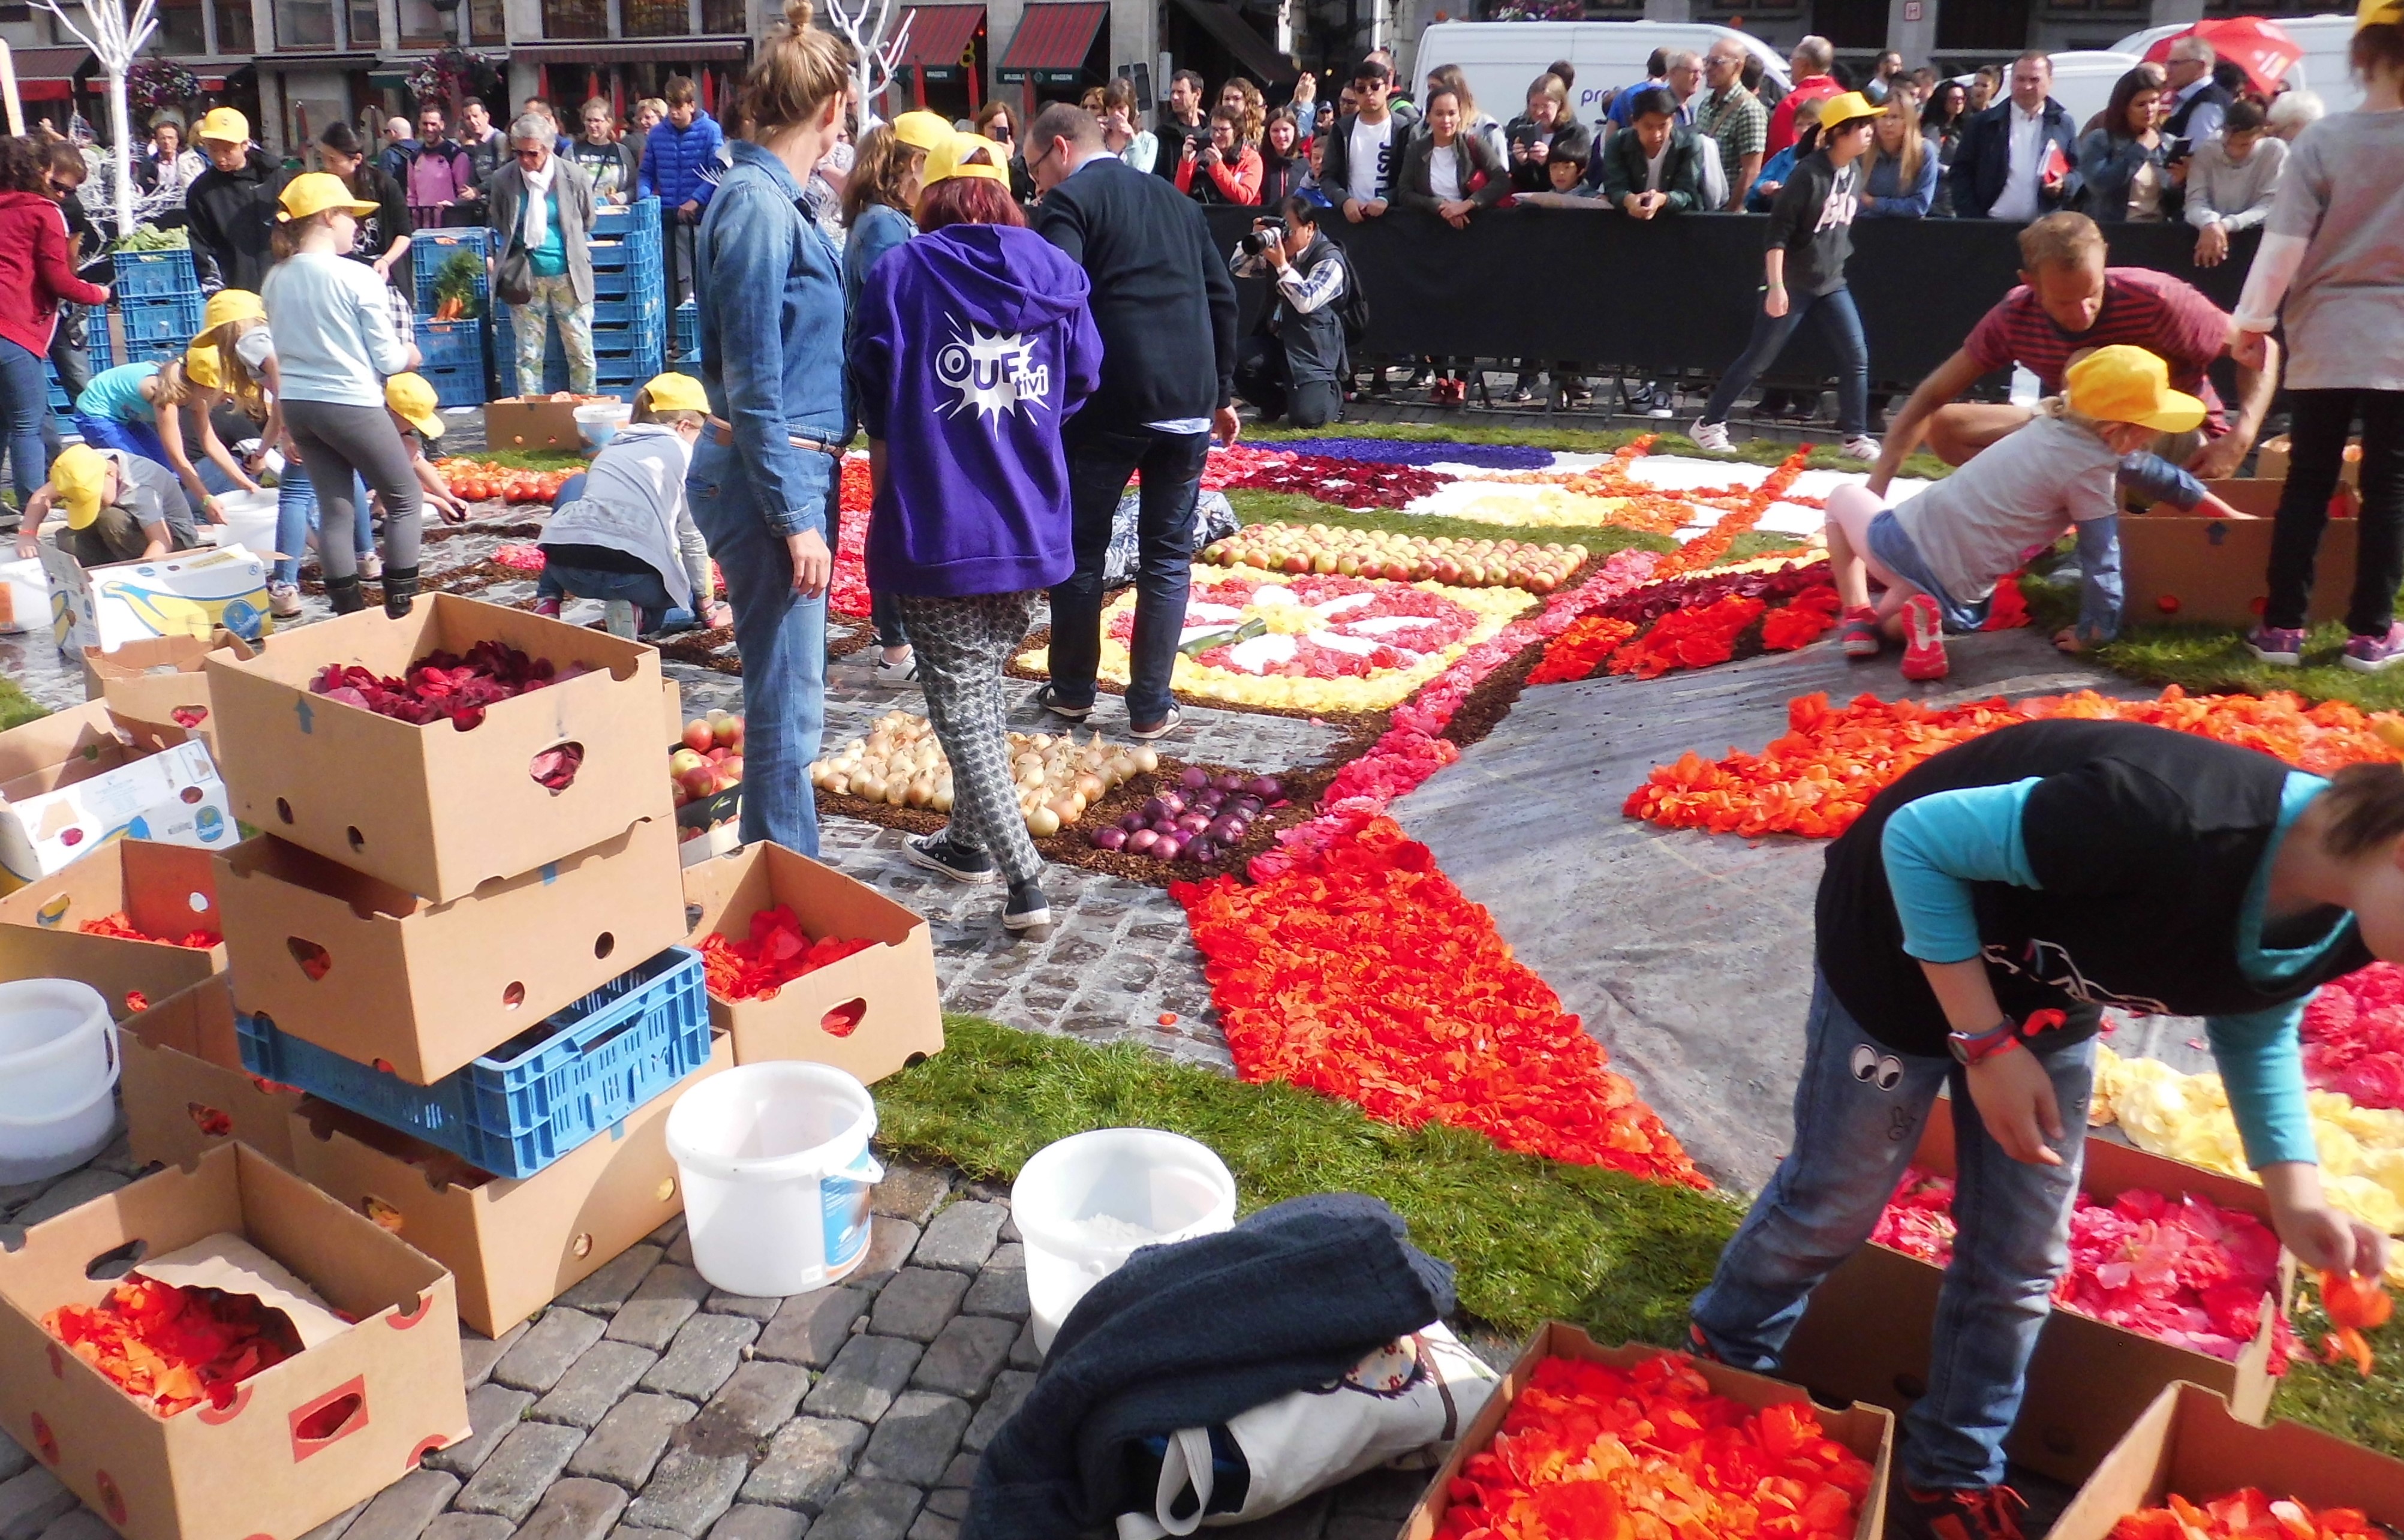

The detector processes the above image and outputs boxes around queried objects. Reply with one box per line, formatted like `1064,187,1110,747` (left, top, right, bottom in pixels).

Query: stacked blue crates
670,301,697,367
46,300,117,418
411,227,495,406
492,198,665,398
112,248,204,360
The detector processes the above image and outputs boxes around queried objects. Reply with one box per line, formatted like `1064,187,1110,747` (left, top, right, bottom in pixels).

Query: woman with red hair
850,136,1101,936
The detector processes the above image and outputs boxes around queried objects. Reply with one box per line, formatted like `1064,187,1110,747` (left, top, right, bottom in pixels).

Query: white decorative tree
822,0,913,127
32,0,157,237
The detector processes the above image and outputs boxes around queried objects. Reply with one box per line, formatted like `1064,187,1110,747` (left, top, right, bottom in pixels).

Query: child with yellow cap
1822,344,2240,682
11,442,198,567
72,354,261,517
534,372,726,635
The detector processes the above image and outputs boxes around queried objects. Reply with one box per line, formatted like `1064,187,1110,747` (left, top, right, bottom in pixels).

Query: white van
2110,15,2364,113
1410,20,1791,131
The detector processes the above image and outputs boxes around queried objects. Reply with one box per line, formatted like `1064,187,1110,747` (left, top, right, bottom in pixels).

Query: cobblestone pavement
0,1160,1451,1540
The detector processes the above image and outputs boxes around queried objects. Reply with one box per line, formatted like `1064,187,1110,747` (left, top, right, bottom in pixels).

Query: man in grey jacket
486,115,598,397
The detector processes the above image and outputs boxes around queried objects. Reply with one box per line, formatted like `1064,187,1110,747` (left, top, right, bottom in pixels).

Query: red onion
1090,826,1127,851
1127,828,1160,855
1187,836,1220,864
1211,772,1244,793
1175,811,1212,835
1151,819,1182,837
1246,776,1283,799
1178,766,1211,791
1153,833,1184,861
1120,812,1148,834
1208,815,1247,844
1141,796,1174,823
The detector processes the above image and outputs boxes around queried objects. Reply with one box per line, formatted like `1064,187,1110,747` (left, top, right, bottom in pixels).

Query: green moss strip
0,676,46,733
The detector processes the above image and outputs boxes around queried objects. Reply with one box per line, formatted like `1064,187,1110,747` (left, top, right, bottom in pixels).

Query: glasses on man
515,147,546,160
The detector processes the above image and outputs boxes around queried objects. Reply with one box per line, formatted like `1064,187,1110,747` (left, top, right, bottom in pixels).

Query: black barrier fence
1201,207,2258,394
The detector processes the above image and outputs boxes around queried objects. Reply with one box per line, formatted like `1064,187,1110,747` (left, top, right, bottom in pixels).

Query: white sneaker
1690,418,1734,453
357,550,384,581
267,582,303,619
1839,435,1881,463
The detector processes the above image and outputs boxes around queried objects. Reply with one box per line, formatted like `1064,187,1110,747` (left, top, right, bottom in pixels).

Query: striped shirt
1961,267,2232,435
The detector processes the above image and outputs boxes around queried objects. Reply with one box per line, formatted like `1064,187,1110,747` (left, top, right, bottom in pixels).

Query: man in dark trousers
186,107,291,293
1025,101,1238,742
1949,50,2076,222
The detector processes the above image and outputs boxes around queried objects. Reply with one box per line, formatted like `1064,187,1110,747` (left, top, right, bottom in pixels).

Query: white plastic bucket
1012,1128,1237,1354
0,980,121,1186
206,488,281,556
665,1062,884,1298
574,402,633,450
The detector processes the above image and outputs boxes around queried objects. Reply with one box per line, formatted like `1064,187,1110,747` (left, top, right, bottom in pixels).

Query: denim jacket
695,139,848,536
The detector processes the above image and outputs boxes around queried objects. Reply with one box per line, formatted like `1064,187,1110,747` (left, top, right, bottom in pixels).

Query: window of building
348,0,380,45
624,0,690,35
470,0,506,41
214,0,255,51
699,0,739,30
543,0,609,35
398,0,449,45
158,0,207,54
276,0,338,47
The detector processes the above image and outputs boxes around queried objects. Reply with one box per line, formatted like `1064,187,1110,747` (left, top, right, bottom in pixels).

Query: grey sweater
2183,134,2286,231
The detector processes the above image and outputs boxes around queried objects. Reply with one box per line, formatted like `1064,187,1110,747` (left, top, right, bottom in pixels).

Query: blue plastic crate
112,248,199,299
413,227,494,318
415,318,486,377
588,297,664,330
86,315,112,372
420,362,486,408
119,293,206,350
671,302,696,362
236,946,711,1178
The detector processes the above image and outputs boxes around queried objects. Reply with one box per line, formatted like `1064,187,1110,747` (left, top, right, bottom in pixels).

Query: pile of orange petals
1526,617,1639,687
46,1277,303,1416
2320,1270,2391,1376
1435,1352,1875,1540
698,904,875,1001
78,912,220,949
1627,687,2404,841
1656,449,1815,579
1762,586,1843,652
1175,816,1705,1188
1607,596,1765,681
2113,1491,2384,1540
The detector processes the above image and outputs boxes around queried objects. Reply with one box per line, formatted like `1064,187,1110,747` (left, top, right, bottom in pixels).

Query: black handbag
494,179,535,306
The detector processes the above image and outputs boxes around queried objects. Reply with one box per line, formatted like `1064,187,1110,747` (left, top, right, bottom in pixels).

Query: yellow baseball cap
640,371,708,415
384,373,446,439
183,342,224,391
1814,91,1884,133
2066,345,2206,434
924,131,1010,188
890,111,953,154
51,444,111,531
2363,0,2403,26
201,288,264,332
277,171,378,223
195,107,249,145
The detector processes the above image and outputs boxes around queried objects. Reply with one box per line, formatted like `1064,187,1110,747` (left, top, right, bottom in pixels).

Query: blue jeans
1047,427,1211,725
1701,287,1870,437
272,470,372,587
73,413,171,470
0,338,51,509
537,564,680,631
1690,970,2093,1491
688,433,831,856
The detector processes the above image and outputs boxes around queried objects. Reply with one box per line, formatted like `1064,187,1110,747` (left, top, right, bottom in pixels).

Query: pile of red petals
1526,561,1839,687
1526,617,1638,687
1434,1351,1873,1540
1608,595,1766,680
79,912,220,949
699,904,875,1001
1762,585,1842,652
2300,964,2404,1110
1873,1168,2294,1371
1627,687,2403,840
1200,443,1301,490
1177,815,1704,1186
2319,1269,2390,1376
47,1276,304,1416
1219,453,1449,511
829,456,874,619
312,639,572,731
2113,1491,2383,1540
1982,573,2030,631
493,544,547,573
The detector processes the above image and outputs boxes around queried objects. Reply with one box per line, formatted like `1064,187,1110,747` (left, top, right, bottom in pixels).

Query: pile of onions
808,712,1160,836
1089,768,1284,865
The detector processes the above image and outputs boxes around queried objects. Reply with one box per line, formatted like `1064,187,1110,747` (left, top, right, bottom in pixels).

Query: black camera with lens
1241,219,1286,255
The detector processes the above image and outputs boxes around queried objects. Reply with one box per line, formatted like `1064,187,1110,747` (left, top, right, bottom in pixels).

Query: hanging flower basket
407,45,502,112
127,59,199,121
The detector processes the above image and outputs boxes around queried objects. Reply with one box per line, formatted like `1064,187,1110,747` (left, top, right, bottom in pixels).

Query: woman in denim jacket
687,0,854,856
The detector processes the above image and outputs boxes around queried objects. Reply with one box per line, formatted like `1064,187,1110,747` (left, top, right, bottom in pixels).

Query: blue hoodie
852,223,1100,598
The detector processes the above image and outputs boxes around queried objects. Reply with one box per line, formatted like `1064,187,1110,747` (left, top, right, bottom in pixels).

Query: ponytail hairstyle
737,0,855,141
201,317,272,417
149,357,194,407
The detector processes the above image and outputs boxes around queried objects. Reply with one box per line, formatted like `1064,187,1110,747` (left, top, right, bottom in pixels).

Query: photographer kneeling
1229,196,1349,429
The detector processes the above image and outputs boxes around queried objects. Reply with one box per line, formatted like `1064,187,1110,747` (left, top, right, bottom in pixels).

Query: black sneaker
1004,879,1051,933
1033,684,1091,722
903,832,995,883
1898,1485,2031,1540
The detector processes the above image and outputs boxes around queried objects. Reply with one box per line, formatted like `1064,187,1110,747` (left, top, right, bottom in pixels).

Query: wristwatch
1947,1019,2023,1067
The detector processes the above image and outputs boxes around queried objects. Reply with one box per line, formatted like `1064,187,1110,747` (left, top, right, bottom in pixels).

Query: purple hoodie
852,223,1101,597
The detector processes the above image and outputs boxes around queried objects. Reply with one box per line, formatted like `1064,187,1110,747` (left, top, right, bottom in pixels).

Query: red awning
895,5,984,72
996,1,1106,77
7,46,94,100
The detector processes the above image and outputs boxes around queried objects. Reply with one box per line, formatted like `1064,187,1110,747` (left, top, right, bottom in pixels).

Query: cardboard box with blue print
204,595,672,904
0,1142,470,1540
39,541,273,658
118,973,305,1172
0,702,234,897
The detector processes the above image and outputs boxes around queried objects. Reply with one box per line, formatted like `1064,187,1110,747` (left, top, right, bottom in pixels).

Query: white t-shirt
1644,144,1669,192
1429,145,1461,200
1991,101,2048,222
1347,115,1396,203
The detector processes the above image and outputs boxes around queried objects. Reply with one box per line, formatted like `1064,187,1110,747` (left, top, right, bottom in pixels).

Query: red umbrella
2141,17,2304,97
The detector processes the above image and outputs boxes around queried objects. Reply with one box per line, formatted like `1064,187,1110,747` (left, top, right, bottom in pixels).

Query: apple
682,718,715,754
707,747,729,763
670,747,706,778
680,764,720,798
720,754,744,784
711,712,744,749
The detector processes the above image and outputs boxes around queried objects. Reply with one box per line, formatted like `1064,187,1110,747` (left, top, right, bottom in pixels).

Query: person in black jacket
186,107,293,293
1230,196,1347,427
1949,52,2077,221
315,122,414,296
1598,87,1706,216
1027,101,1238,742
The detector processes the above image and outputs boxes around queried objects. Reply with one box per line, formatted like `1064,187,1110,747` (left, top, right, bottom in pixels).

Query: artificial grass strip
0,676,46,733
875,1016,1742,1345
1243,420,1955,482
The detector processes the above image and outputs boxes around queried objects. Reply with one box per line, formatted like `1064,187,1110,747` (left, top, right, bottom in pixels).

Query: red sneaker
1838,606,1882,658
1900,1485,2030,1540
1900,592,1948,681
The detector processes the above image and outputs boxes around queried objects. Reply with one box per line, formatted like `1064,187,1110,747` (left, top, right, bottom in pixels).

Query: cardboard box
2051,1382,2404,1539
0,705,234,897
288,1033,730,1337
119,975,303,1172
0,838,226,982
2120,479,2363,627
2254,434,2361,488
206,595,673,903
679,842,944,1084
0,916,223,1023
40,542,273,658
0,1143,470,1540
215,816,689,1086
82,631,255,759
1398,1325,1893,1540
484,396,617,453
1779,1098,2288,1485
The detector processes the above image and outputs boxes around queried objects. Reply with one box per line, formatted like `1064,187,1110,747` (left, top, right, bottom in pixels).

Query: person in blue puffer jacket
640,75,726,302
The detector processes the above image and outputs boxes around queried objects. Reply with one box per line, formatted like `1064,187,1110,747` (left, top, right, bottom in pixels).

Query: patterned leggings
896,590,1043,885
510,273,598,397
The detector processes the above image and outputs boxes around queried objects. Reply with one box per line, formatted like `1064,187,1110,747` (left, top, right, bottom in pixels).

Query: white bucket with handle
666,1062,884,1297
1013,1128,1237,1353
0,979,121,1186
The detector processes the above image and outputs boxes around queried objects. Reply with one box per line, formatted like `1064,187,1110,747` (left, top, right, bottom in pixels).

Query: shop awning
995,1,1106,84
894,4,983,77
5,46,95,101
514,38,749,63
1165,0,1296,85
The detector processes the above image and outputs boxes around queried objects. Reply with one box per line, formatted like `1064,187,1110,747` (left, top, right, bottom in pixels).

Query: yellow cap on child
2065,345,2206,435
384,374,446,439
52,444,109,531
